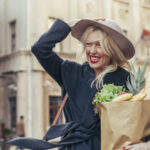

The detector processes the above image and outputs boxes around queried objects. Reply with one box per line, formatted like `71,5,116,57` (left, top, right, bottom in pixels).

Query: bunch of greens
92,84,126,105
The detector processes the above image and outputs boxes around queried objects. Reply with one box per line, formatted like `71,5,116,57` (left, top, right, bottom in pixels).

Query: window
9,96,17,128
118,8,128,19
49,96,62,125
10,20,16,52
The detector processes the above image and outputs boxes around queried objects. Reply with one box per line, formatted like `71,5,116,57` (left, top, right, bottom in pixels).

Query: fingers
146,141,150,149
116,142,150,150
42,136,47,141
115,147,133,150
122,145,134,150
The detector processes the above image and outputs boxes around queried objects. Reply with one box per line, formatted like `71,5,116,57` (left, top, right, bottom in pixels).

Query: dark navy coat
8,19,130,150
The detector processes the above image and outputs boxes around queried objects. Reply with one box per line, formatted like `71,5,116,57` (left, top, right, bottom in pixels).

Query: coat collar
82,62,126,89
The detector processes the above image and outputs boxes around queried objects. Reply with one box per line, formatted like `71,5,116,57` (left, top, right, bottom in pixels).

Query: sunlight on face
85,31,111,76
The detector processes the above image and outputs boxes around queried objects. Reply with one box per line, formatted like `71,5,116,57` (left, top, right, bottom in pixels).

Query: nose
90,44,97,53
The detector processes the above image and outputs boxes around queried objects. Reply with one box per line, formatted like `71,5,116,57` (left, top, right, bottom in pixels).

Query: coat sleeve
31,19,71,86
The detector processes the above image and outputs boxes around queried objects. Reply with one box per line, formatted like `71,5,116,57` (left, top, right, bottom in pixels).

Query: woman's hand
122,141,150,150
42,136,47,141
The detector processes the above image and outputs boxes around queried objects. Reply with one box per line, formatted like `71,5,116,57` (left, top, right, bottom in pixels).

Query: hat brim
71,19,135,59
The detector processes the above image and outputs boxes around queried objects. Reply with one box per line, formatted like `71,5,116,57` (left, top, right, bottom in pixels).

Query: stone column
17,59,44,138
103,0,113,18
26,55,44,138
17,71,27,131
17,71,27,119
129,0,141,42
0,78,5,122
31,71,44,138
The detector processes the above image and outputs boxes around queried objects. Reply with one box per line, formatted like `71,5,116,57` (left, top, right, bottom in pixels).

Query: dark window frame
10,20,16,52
9,96,17,128
49,96,63,125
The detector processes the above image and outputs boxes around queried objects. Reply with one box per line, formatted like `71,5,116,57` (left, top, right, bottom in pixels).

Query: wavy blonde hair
79,26,131,89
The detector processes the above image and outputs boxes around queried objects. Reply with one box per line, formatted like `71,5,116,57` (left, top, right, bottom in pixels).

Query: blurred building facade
0,0,150,138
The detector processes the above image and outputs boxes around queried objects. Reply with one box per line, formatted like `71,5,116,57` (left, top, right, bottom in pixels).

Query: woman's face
85,31,111,76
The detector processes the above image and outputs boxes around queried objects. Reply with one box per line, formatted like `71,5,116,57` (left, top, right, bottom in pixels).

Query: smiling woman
80,26,130,88
84,30,111,76
7,18,150,150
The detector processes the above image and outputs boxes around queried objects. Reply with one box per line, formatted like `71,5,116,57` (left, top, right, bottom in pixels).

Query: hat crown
98,19,125,36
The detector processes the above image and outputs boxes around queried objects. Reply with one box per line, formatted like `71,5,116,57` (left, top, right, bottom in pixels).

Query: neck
94,69,103,77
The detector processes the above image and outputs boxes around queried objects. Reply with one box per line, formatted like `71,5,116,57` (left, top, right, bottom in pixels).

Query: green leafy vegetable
92,84,126,105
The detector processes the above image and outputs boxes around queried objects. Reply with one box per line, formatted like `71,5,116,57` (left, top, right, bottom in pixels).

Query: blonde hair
80,26,131,89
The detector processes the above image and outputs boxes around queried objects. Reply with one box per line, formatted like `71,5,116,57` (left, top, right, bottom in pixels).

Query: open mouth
90,56,100,63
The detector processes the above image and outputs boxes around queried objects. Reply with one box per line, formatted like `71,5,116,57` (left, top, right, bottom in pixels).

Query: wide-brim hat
71,18,135,59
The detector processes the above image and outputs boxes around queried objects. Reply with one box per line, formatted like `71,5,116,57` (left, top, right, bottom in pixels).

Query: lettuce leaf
92,84,126,104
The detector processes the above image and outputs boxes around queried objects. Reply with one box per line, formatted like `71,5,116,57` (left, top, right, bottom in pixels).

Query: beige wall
0,0,5,56
0,0,28,56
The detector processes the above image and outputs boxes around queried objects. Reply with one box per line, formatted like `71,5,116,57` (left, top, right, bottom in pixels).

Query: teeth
91,57,99,61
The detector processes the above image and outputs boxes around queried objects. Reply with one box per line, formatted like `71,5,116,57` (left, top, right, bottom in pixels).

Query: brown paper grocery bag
97,100,150,150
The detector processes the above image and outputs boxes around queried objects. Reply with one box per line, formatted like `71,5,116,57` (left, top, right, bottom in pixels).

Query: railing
0,123,12,150
0,139,3,150
0,138,17,150
0,138,6,150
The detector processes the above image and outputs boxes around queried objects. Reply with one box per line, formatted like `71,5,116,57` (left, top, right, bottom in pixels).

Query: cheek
101,56,111,64
98,50,106,56
85,49,90,57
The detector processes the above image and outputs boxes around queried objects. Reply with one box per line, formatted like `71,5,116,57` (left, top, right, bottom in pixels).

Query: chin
89,63,102,70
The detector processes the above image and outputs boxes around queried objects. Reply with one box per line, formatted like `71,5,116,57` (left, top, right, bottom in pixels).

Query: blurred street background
0,0,150,149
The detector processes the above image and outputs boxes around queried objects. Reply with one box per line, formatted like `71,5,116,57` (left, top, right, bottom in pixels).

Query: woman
8,18,150,150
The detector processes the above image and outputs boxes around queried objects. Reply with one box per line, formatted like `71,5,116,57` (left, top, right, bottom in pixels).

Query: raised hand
122,141,150,150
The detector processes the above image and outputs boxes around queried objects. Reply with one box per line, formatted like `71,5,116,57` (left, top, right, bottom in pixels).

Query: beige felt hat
71,18,135,59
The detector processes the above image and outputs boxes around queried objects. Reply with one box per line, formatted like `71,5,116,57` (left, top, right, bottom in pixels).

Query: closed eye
96,43,101,47
85,42,92,47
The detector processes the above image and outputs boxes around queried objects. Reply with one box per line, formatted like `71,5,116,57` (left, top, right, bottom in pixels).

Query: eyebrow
85,41,101,44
